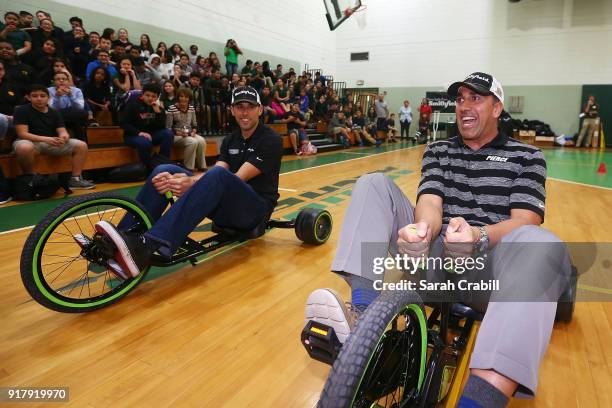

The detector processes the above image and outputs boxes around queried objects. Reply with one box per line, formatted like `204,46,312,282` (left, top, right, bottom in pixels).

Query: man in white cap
306,72,572,407
94,86,283,279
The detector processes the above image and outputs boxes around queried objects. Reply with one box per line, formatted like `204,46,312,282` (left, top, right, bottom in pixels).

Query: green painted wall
379,85,582,138
0,0,300,72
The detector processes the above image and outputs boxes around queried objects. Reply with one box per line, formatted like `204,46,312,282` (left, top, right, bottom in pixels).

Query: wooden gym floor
0,143,610,407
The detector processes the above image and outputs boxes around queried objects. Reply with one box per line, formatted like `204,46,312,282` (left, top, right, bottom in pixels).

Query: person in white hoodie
148,53,169,80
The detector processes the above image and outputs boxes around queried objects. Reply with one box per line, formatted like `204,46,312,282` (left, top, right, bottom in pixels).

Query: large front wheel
20,193,153,313
318,291,428,408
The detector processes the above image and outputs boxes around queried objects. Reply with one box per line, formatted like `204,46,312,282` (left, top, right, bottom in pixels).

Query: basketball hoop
354,4,367,29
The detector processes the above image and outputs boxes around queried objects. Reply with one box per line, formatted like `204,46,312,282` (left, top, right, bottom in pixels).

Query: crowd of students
0,9,437,203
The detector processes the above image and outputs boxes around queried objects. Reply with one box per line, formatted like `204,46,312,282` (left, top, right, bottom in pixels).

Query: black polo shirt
218,123,283,209
417,132,547,227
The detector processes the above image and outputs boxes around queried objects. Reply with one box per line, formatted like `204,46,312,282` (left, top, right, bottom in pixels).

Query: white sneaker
305,288,360,344
0,196,12,205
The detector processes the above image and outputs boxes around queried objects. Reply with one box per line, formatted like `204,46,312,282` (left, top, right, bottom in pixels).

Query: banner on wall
426,92,455,113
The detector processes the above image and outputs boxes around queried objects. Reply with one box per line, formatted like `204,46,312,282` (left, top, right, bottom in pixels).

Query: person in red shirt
418,97,432,141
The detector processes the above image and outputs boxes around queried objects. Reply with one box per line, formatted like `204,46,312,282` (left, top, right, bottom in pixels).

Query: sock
346,275,379,311
458,375,509,408
71,176,81,180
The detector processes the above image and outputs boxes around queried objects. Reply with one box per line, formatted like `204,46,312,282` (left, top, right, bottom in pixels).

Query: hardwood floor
0,146,610,407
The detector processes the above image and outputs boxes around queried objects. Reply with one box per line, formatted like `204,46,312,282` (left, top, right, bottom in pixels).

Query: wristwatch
474,226,489,254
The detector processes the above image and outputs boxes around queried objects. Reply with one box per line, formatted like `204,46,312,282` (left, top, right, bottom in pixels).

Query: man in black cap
305,72,572,407
94,86,283,279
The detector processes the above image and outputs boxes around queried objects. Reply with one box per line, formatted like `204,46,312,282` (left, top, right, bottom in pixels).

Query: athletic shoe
0,195,12,205
69,177,96,190
304,288,362,344
94,221,157,278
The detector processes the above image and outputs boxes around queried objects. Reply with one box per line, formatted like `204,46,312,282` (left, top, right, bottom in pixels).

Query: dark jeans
124,129,174,169
124,164,271,257
400,120,411,138
60,106,88,142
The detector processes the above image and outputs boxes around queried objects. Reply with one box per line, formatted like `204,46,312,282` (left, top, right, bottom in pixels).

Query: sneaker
304,288,362,344
69,177,96,190
0,195,12,205
94,221,157,278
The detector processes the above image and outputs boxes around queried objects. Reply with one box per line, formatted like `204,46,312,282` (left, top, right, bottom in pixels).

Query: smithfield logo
235,89,256,97
486,155,508,162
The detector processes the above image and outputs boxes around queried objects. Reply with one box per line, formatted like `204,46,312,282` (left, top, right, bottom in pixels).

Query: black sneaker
94,221,158,278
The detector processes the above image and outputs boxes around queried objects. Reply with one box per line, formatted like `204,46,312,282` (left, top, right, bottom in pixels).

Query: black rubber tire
318,291,427,408
20,192,153,313
555,265,578,323
294,208,333,245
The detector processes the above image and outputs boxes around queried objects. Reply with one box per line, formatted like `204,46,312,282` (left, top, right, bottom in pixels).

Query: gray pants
331,173,573,397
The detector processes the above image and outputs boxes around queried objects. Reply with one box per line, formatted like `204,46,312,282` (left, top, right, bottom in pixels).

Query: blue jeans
124,129,174,168
226,61,238,76
124,164,271,257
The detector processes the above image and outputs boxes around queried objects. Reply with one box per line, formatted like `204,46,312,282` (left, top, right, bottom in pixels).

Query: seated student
165,87,207,171
298,88,312,122
119,82,174,171
313,94,328,123
133,56,161,86
305,72,571,407
109,42,126,64
30,18,63,53
87,31,100,57
281,103,308,155
31,39,61,78
85,49,116,80
18,11,37,33
83,66,112,120
63,25,89,80
386,112,399,143
0,41,35,88
184,72,207,134
0,60,24,120
328,111,354,146
177,54,193,76
48,71,88,141
159,79,177,110
260,85,278,124
94,86,283,279
0,113,12,203
240,59,254,76
273,78,291,112
113,56,141,99
351,109,381,146
13,84,94,189
115,28,132,51
0,11,32,59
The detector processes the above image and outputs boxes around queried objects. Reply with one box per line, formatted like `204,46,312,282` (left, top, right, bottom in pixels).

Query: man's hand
398,221,432,258
46,136,65,147
138,132,152,141
152,172,193,197
443,217,478,258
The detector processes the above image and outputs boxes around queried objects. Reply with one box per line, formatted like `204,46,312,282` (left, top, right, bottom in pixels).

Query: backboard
323,0,362,30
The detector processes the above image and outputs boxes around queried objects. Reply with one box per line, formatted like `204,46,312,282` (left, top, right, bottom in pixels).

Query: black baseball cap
231,86,261,105
447,72,504,103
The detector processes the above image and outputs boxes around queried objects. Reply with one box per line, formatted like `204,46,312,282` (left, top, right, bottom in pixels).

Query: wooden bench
0,126,218,178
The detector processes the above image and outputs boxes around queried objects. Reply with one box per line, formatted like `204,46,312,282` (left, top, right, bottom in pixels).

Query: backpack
11,173,71,201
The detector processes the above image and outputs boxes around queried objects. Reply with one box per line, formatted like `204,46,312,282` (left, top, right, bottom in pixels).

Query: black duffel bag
107,162,147,183
11,173,68,201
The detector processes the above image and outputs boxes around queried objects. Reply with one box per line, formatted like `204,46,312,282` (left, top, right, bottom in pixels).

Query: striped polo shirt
417,133,546,227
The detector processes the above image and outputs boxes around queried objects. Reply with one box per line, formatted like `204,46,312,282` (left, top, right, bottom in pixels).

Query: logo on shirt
255,156,263,162
537,203,545,209
247,148,255,152
229,148,240,155
485,155,508,163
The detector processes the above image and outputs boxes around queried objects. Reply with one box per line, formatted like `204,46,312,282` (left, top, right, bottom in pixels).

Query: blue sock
351,288,379,311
